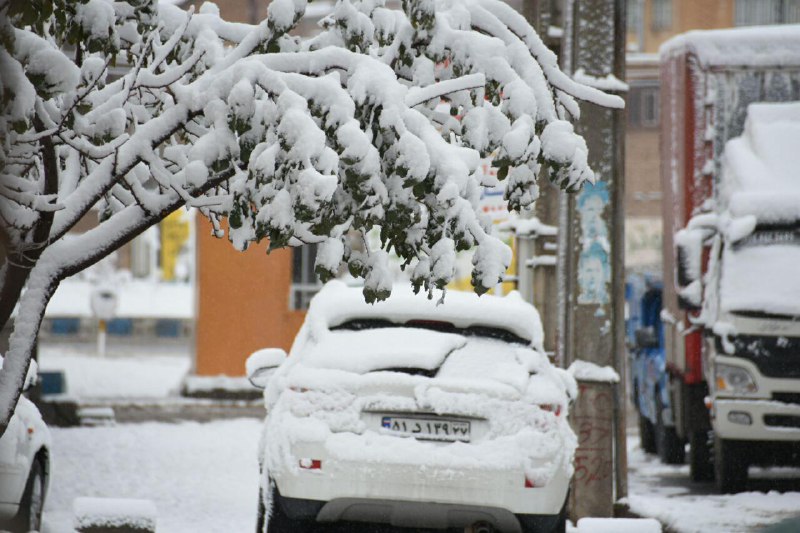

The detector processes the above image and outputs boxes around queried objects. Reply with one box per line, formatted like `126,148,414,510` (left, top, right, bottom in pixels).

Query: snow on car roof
305,281,544,348
660,24,800,67
722,102,800,222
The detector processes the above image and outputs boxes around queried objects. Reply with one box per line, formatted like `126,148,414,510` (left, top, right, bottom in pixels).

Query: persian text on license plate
380,415,471,442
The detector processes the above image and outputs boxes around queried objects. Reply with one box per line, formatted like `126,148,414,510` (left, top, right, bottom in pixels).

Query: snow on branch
0,0,622,432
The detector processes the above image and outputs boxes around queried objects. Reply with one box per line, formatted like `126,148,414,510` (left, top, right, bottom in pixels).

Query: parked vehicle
660,25,800,490
0,357,52,532
247,281,576,533
626,276,684,464
673,102,800,493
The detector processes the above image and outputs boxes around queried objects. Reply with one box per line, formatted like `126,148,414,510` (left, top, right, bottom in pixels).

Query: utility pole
559,0,628,519
520,0,563,359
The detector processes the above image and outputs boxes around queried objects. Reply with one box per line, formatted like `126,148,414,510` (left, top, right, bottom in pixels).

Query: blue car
627,276,684,464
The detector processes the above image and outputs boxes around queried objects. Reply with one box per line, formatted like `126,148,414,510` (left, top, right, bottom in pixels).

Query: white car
248,282,576,533
0,357,52,533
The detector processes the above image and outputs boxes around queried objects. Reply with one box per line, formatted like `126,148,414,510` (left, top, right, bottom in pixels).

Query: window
736,0,800,26
627,0,643,33
651,0,672,31
291,244,322,310
627,84,660,128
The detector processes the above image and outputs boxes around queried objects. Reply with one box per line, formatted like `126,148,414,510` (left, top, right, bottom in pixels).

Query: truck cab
675,102,800,493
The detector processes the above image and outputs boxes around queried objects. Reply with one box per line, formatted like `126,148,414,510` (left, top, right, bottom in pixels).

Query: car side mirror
634,327,659,349
246,349,287,389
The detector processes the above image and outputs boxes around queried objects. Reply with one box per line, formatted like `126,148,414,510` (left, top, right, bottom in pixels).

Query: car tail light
299,458,322,470
539,403,562,417
524,477,535,488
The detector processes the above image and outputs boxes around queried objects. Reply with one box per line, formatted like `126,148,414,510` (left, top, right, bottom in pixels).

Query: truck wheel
714,437,748,494
655,393,685,465
639,413,657,454
689,430,714,482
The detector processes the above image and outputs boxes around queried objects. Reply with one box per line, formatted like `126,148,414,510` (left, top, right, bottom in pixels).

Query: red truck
660,25,800,491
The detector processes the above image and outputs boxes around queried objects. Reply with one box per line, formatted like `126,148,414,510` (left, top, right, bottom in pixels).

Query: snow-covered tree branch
0,0,623,435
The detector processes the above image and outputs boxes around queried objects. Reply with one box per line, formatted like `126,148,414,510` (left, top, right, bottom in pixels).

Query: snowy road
626,435,800,532
41,419,262,533
40,418,800,532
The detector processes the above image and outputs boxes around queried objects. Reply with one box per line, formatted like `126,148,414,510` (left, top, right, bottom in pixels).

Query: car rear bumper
272,441,571,522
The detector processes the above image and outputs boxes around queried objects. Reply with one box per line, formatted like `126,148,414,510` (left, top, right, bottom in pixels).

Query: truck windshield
733,225,800,250
721,225,800,316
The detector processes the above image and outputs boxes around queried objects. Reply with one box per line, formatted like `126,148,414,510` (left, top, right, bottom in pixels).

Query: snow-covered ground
41,419,262,533
37,414,800,532
626,434,800,532
38,343,191,398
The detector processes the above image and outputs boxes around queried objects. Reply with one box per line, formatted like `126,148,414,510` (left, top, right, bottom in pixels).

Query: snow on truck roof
722,102,800,221
304,281,544,349
660,24,800,67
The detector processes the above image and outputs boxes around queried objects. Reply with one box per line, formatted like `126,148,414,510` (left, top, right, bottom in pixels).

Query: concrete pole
560,0,628,518
521,0,562,360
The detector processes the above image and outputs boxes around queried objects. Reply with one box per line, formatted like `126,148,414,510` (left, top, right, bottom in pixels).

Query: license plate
380,415,471,442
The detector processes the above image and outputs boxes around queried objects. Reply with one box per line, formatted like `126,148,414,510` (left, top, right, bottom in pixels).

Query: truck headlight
715,363,757,395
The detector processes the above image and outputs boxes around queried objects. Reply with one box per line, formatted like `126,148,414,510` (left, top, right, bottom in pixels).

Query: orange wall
195,217,306,376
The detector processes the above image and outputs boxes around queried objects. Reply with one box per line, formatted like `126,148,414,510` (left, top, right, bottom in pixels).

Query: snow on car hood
302,328,466,375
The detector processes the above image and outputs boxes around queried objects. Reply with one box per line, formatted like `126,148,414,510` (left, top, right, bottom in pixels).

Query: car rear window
332,319,529,345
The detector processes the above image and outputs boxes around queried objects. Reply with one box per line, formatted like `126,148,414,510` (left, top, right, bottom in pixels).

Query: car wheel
517,494,567,533
12,459,45,533
264,480,315,533
688,430,714,482
638,412,657,454
655,393,684,465
256,485,266,533
714,436,748,494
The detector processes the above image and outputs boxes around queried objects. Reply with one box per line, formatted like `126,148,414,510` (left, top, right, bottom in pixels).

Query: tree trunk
0,260,61,438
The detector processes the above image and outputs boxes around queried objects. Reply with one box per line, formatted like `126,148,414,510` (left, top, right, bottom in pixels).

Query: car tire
714,437,748,494
688,430,714,482
655,393,684,465
263,480,315,533
638,412,657,454
11,458,45,533
256,485,266,533
517,494,567,533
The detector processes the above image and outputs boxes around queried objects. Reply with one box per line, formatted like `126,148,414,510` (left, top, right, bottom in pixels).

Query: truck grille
719,335,800,379
764,415,800,429
773,392,800,406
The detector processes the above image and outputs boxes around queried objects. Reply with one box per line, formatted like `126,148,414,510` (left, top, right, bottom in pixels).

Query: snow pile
73,497,157,531
660,25,800,68
576,517,661,533
567,360,620,383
